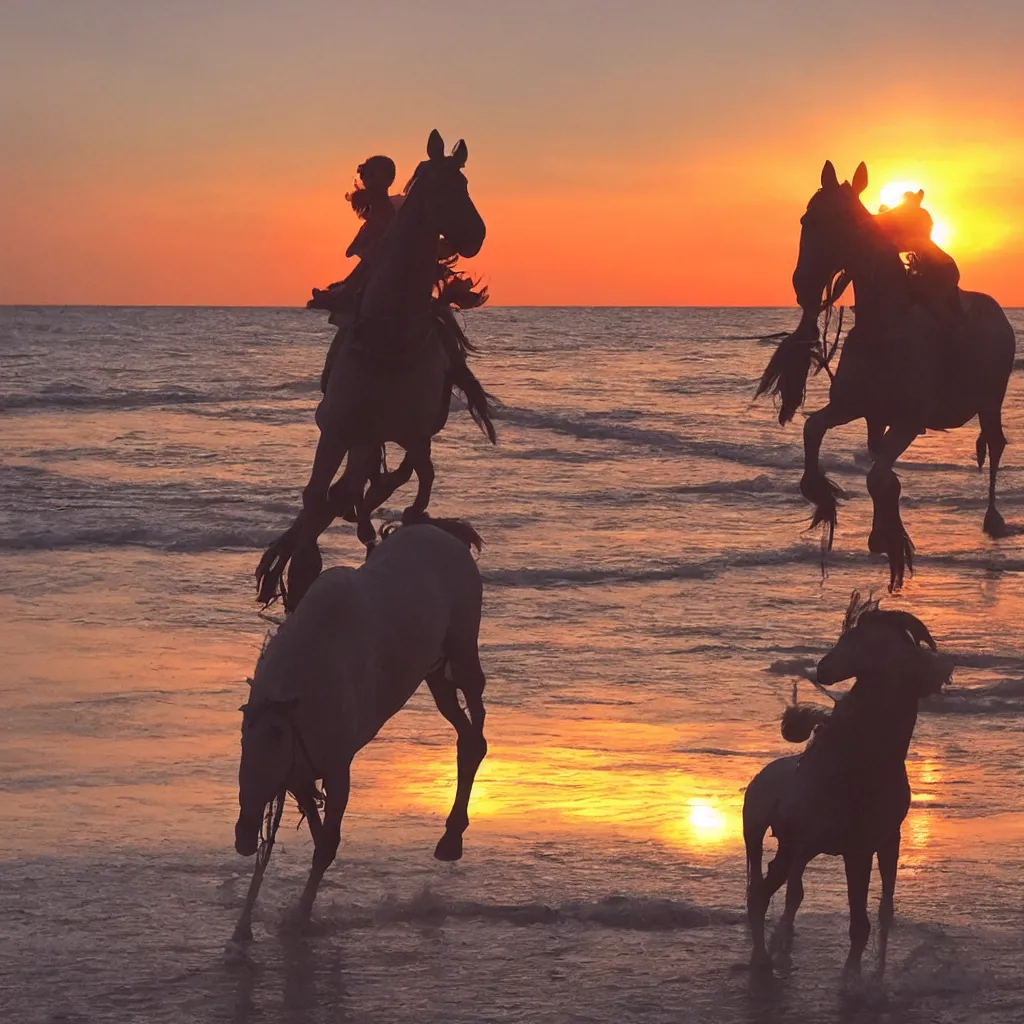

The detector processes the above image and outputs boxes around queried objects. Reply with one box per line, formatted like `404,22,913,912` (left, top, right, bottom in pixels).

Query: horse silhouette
743,593,952,974
256,130,495,610
757,160,1016,589
235,520,488,941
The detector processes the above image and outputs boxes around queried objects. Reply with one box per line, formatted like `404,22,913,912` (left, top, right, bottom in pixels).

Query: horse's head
793,161,872,315
235,695,299,856
815,592,952,699
404,129,486,258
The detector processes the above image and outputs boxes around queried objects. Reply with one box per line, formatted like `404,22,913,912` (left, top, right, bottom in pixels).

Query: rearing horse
757,160,1015,589
256,130,495,610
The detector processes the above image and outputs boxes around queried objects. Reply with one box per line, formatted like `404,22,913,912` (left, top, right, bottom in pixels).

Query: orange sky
2,1,1022,306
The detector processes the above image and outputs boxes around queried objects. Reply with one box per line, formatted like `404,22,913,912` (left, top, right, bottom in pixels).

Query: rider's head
877,189,933,248
348,156,397,219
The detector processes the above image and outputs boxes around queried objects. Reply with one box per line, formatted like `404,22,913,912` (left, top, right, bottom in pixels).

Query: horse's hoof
984,508,1009,538
749,950,774,975
433,831,464,862
231,921,253,943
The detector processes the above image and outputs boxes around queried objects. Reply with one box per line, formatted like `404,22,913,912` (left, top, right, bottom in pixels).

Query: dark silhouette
756,161,1016,589
876,188,963,321
311,154,403,392
345,155,402,257
255,130,496,610
743,592,952,975
234,520,488,942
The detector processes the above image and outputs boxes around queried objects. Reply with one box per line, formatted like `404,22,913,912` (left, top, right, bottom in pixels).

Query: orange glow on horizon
2,7,1023,307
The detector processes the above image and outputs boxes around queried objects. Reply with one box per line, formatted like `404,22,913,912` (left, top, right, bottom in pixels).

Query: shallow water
0,305,1022,1023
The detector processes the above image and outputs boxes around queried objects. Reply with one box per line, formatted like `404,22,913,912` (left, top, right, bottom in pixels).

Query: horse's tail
434,305,497,444
426,517,484,552
755,331,818,425
382,515,484,553
780,704,832,743
452,362,497,444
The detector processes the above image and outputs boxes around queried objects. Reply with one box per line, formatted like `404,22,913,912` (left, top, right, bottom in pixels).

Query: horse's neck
808,679,918,782
359,196,437,326
846,234,913,330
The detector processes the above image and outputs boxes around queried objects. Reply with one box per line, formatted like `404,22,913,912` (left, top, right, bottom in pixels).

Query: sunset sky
2,0,1022,306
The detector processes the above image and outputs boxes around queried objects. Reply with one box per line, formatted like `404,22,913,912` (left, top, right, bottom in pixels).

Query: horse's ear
821,160,839,191
451,139,468,168
427,129,445,161
913,188,925,205
851,162,868,196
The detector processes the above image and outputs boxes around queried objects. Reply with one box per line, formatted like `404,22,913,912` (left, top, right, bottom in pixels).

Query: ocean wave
481,545,877,590
765,657,816,676
331,889,742,931
924,677,1024,716
666,474,789,496
0,526,275,553
0,379,314,415
493,404,804,470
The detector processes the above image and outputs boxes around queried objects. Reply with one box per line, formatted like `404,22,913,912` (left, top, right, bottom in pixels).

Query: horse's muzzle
235,818,259,857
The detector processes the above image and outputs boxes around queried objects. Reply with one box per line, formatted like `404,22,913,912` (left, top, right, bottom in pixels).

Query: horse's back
361,524,482,635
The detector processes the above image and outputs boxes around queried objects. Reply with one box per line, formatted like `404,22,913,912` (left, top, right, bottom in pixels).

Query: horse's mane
840,590,881,634
380,516,483,553
840,590,935,650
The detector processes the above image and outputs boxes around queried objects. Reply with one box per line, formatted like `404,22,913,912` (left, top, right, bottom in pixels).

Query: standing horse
255,129,495,610
234,520,488,941
743,593,952,974
757,160,1015,589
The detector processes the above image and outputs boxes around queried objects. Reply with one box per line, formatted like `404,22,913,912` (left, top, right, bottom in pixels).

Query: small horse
233,519,488,941
757,160,1016,589
255,129,495,611
743,593,952,974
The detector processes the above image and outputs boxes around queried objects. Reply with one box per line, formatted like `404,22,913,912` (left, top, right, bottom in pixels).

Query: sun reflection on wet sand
355,711,755,857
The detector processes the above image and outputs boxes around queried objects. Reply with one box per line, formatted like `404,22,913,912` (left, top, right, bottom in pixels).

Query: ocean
0,305,1021,1023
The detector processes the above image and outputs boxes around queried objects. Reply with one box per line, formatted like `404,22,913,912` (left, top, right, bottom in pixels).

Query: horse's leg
354,452,416,552
771,851,814,957
255,515,306,606
866,425,919,592
283,537,324,613
745,830,774,968
402,442,435,523
426,659,487,862
297,764,350,920
330,444,381,523
303,436,349,516
800,404,858,559
877,831,900,976
293,784,325,847
866,417,885,456
842,848,873,974
978,408,1009,538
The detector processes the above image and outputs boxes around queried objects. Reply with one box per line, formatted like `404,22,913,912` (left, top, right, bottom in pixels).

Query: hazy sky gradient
2,0,1023,304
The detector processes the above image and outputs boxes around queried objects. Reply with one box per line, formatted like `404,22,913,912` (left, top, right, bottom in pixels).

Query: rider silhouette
344,155,403,260
876,190,962,321
310,155,403,392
